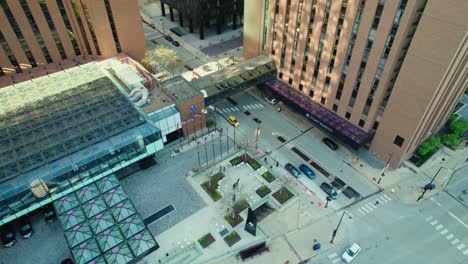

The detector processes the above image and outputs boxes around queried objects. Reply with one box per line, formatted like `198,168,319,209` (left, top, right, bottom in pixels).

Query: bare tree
142,45,183,76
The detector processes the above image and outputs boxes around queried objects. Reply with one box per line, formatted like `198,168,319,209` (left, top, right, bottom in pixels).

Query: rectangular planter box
224,231,241,247
272,187,294,205
256,185,272,198
198,233,216,249
261,171,276,183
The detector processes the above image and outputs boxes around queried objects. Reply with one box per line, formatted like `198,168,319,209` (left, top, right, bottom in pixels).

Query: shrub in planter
233,199,249,214
449,119,468,135
442,133,462,148
206,119,217,129
229,157,242,166
261,171,276,183
418,136,441,157
248,160,262,170
224,231,241,247
224,213,243,227
256,185,271,198
198,233,215,248
272,187,294,205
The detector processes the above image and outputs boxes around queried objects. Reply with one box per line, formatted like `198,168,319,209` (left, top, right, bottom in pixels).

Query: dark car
172,40,180,47
299,164,316,179
285,163,302,178
164,35,173,42
151,39,158,45
323,138,339,150
43,204,57,223
18,216,33,238
320,182,338,199
1,223,16,247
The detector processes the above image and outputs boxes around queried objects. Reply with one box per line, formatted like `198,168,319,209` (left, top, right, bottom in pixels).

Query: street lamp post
417,166,443,202
378,153,393,184
325,196,332,208
330,211,346,244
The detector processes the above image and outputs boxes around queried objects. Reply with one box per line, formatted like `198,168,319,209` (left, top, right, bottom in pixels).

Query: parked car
320,182,338,199
1,223,16,247
164,35,173,42
17,215,33,238
299,164,316,179
285,163,301,178
172,40,180,47
342,243,361,263
227,115,240,127
265,96,278,105
43,204,57,223
322,137,339,150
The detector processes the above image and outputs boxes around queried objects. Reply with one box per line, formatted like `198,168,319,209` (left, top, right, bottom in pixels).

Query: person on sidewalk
375,200,379,206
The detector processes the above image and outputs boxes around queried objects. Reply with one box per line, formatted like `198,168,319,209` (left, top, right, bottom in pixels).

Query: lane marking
435,224,444,230
430,220,438,226
361,206,369,214
440,229,448,235
448,211,468,230
452,238,460,245
328,252,338,259
425,216,434,222
446,234,454,240
457,244,466,250
369,202,377,209
357,208,366,216
365,204,374,212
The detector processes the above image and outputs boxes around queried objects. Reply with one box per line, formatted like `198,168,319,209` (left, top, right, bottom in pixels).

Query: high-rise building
245,0,467,168
0,0,145,77
160,0,243,40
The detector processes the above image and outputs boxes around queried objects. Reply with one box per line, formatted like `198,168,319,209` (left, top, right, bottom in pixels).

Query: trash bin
313,243,321,250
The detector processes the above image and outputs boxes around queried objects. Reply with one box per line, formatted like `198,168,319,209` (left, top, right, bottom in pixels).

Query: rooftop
160,76,203,102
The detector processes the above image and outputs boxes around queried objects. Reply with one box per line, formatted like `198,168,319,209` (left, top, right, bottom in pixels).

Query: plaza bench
239,242,269,261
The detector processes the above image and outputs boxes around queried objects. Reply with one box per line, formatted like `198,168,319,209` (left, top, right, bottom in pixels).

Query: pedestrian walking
264,157,267,163
375,200,379,206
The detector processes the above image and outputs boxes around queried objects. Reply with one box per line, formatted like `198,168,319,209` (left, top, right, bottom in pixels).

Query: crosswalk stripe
457,244,466,250
382,194,392,201
234,107,239,111
230,107,237,112
246,105,252,109
452,238,460,245
365,204,374,212
440,229,448,235
435,224,444,230
463,249,468,255
331,259,341,264
446,234,454,240
242,106,247,109
430,220,438,226
255,103,263,108
425,216,434,222
369,202,377,209
328,252,337,259
361,206,369,214
377,197,387,204
357,208,365,216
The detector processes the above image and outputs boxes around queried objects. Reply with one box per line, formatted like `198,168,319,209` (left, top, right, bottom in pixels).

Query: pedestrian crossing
327,252,342,264
216,103,264,113
351,193,392,218
425,215,468,256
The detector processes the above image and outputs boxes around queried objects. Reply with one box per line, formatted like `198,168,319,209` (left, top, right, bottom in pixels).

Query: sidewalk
346,145,468,204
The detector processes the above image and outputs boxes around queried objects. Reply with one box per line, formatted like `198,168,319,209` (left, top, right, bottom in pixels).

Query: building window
332,104,338,112
39,0,67,60
358,119,365,128
299,84,303,91
321,97,326,104
104,0,122,53
309,90,314,98
345,112,351,119
372,121,379,130
288,78,293,85
57,0,81,56
393,135,405,147
279,72,283,79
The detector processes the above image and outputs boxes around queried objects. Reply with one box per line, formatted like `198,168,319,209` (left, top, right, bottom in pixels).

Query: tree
418,136,441,157
449,119,468,136
142,45,183,76
442,133,462,148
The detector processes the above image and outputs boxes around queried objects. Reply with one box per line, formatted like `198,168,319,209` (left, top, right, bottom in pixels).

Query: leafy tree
449,119,468,135
442,133,462,148
418,136,441,156
142,45,182,76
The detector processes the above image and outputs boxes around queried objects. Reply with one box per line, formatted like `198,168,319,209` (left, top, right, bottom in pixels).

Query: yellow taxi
227,115,240,127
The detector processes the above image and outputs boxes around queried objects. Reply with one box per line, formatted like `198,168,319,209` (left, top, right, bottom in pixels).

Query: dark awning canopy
262,80,373,149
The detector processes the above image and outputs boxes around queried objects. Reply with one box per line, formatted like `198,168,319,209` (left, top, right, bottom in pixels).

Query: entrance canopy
191,54,277,105
262,80,372,149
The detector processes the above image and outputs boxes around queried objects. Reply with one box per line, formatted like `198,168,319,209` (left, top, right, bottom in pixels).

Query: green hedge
418,136,441,157
449,119,468,136
442,133,462,149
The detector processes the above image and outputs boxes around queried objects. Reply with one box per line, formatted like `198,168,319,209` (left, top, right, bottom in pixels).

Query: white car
342,243,361,263
265,96,278,105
